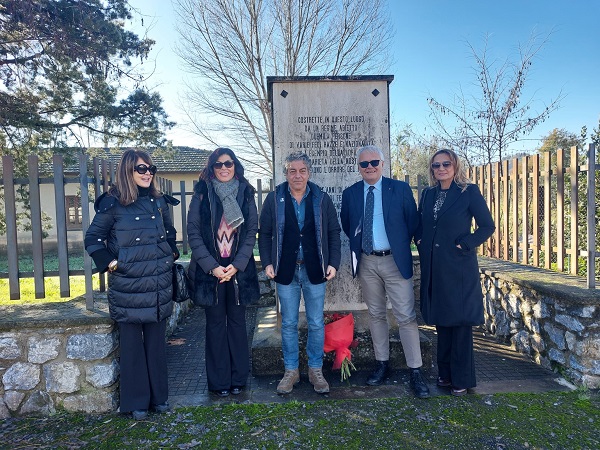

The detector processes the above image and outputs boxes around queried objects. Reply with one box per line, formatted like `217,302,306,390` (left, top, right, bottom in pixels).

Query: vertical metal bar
180,180,188,255
2,156,20,299
493,161,500,258
512,158,519,263
522,156,529,264
28,155,45,298
570,146,579,275
52,154,70,297
556,148,565,271
80,154,94,309
257,179,263,216
501,160,509,259
486,164,492,256
532,155,540,267
94,158,106,292
544,152,552,269
587,144,596,288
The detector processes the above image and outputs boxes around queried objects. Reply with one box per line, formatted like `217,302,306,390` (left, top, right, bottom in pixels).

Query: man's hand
325,265,337,281
264,264,275,279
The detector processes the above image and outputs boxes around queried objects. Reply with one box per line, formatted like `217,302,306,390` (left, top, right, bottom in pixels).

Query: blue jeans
277,264,326,369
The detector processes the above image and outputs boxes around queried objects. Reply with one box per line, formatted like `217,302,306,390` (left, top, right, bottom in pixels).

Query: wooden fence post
587,144,596,288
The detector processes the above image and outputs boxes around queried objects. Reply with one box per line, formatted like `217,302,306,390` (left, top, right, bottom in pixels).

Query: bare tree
427,32,565,168
173,0,394,177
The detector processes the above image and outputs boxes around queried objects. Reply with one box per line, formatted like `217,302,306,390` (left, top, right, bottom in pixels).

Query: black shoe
152,402,170,413
366,360,390,386
132,409,148,420
410,368,430,399
231,386,244,395
213,389,230,397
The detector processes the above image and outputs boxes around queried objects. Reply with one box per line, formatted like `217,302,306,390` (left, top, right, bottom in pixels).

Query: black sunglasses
213,160,234,169
359,159,381,169
431,161,453,170
134,164,157,175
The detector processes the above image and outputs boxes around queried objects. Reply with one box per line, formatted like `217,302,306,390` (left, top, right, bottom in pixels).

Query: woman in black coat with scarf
187,148,260,397
415,149,495,396
85,149,179,420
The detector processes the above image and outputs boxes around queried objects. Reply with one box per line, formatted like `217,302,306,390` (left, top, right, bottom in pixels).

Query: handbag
172,263,191,302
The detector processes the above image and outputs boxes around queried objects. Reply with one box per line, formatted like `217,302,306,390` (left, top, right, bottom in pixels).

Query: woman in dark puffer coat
187,147,260,397
85,149,179,420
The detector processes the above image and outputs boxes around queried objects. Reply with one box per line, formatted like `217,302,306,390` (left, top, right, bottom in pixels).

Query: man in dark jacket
341,145,429,399
259,151,341,395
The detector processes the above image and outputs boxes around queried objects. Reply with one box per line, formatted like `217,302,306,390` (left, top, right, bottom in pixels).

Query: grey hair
356,145,385,161
283,151,312,174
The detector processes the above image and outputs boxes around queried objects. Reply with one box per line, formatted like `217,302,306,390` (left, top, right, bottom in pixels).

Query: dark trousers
436,325,476,389
118,320,168,412
204,280,249,390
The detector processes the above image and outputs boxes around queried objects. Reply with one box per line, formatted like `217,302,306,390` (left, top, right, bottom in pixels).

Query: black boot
410,368,430,399
366,360,389,386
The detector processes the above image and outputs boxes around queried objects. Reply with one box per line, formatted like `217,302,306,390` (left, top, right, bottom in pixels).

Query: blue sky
128,0,599,153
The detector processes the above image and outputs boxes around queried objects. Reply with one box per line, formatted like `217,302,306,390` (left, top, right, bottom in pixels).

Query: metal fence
1,145,597,309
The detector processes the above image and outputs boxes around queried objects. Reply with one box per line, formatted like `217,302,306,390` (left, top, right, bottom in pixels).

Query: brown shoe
277,369,300,394
308,367,330,394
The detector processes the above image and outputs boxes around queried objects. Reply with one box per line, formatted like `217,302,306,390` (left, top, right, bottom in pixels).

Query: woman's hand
211,266,228,279
219,264,238,283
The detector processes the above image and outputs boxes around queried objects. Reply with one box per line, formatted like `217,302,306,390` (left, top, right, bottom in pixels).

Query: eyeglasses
213,160,234,169
134,164,157,175
431,161,453,170
359,160,381,169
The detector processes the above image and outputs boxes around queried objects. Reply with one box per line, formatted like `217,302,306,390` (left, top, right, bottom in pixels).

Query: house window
66,195,83,230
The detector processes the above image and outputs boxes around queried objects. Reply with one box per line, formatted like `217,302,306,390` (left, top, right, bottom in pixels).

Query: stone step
251,307,432,376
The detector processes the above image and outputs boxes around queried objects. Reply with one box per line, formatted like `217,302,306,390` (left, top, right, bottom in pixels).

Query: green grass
3,391,599,449
0,275,99,305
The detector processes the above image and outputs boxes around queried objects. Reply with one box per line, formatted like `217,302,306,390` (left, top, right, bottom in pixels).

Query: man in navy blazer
341,145,429,398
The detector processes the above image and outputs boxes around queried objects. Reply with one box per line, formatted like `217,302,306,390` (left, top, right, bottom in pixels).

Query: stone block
571,306,596,318
565,331,577,352
2,362,40,390
580,335,600,360
506,293,521,318
44,361,81,393
0,335,20,359
62,390,117,413
524,315,540,334
511,330,531,355
3,391,25,411
581,374,600,389
0,397,9,419
531,334,545,353
493,311,510,337
86,360,119,388
548,348,565,364
20,391,55,415
67,332,117,361
555,315,584,333
543,323,566,350
28,336,60,364
569,355,588,373
533,301,551,319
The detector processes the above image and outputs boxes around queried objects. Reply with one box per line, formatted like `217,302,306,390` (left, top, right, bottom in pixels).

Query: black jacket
415,182,495,326
85,191,178,323
258,181,341,282
187,179,260,307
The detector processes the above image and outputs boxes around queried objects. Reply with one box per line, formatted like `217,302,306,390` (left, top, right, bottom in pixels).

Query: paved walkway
166,305,569,407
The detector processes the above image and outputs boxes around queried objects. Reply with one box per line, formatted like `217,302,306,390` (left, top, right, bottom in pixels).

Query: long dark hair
200,147,254,192
109,149,160,205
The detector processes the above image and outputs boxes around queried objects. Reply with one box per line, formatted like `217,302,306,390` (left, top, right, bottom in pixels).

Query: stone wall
0,296,191,418
478,257,600,389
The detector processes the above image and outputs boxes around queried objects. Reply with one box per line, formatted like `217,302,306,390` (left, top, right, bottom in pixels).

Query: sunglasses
359,159,381,169
134,164,157,175
213,160,234,169
431,161,453,170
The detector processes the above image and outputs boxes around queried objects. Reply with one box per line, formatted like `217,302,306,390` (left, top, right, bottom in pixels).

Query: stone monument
267,75,394,311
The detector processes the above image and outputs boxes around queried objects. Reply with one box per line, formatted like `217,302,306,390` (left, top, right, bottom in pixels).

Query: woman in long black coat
187,148,260,397
415,149,494,396
85,149,179,420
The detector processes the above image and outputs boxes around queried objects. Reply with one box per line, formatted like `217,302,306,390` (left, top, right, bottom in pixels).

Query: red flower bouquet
324,312,358,381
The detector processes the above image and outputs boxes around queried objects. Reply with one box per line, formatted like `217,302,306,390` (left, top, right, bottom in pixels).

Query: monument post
267,75,394,311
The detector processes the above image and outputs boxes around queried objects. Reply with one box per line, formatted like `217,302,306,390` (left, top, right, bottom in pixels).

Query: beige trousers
358,253,423,368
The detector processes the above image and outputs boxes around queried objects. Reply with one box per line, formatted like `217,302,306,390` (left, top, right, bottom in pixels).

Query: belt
296,260,304,265
363,249,392,257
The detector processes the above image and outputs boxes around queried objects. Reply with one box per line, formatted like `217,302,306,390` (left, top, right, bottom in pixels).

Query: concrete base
251,306,432,376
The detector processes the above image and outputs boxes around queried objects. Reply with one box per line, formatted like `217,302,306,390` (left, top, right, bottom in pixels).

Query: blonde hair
428,149,470,191
110,149,160,206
